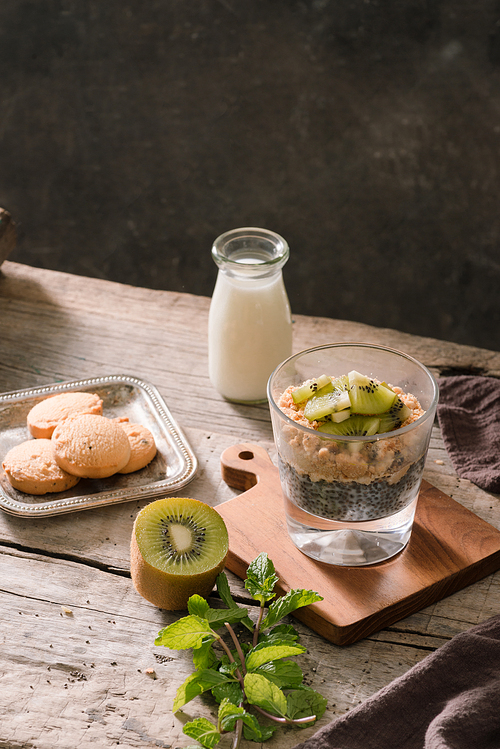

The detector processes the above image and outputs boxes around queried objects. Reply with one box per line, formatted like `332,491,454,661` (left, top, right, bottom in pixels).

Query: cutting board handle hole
238,450,254,461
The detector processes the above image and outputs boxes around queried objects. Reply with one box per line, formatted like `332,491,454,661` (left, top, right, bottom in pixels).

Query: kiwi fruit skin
130,497,229,611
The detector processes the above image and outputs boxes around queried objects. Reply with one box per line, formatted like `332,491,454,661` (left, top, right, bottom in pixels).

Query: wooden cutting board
216,443,500,646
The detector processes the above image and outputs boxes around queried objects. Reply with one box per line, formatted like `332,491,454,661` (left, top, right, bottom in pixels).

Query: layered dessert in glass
267,343,438,566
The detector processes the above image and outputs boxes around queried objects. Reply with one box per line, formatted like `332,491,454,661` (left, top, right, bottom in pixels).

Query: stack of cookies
2,392,157,495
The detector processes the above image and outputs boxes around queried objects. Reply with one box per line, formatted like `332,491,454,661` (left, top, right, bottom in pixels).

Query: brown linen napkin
292,615,500,749
436,375,500,493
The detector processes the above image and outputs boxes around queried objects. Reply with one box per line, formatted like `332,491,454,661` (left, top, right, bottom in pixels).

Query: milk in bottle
208,227,292,403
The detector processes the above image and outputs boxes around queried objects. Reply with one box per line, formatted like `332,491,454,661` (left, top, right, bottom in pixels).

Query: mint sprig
155,552,326,748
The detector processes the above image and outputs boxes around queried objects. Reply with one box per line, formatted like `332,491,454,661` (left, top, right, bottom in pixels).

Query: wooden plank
0,545,440,749
217,443,500,645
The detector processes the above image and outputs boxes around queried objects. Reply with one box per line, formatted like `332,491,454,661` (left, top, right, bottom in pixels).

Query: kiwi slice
130,497,229,610
348,370,397,415
377,397,412,433
331,374,350,392
327,408,351,424
291,374,331,404
304,387,351,421
318,414,380,436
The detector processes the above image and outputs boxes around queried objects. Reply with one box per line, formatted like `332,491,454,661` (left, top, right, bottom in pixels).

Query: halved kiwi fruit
130,497,229,610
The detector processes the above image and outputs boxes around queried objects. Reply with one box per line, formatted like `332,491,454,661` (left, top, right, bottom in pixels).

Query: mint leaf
212,680,244,706
246,643,306,670
206,606,252,629
245,553,279,604
258,623,300,645
241,712,274,739
173,672,204,713
216,572,238,609
243,717,276,742
255,659,303,689
183,717,221,749
192,639,218,671
287,686,328,723
155,615,214,650
244,672,287,717
216,572,253,629
217,698,245,732
196,669,233,690
188,594,210,618
173,670,233,712
187,589,249,630
239,712,265,741
218,701,276,741
219,657,242,678
260,589,323,631
215,571,231,599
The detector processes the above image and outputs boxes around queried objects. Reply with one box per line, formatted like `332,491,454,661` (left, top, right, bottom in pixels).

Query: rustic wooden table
1,260,499,749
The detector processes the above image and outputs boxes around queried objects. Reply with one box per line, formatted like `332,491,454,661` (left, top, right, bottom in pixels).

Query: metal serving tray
0,374,198,517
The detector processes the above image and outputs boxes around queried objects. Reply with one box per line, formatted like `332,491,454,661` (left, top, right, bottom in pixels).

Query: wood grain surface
0,261,499,749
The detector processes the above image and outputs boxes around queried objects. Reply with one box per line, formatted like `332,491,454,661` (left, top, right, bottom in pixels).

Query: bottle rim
212,227,289,275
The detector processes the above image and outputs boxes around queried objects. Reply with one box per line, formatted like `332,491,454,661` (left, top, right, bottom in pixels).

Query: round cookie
27,392,103,439
52,414,131,479
2,439,81,495
118,422,157,474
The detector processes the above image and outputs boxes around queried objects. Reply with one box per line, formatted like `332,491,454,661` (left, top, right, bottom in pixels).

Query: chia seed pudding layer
278,453,426,522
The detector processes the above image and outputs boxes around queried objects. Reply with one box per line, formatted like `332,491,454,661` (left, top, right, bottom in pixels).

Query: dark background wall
1,0,499,351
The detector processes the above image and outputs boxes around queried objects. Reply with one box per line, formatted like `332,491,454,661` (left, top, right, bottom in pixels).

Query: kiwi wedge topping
130,497,229,610
292,374,331,404
318,414,380,436
304,383,351,422
377,397,412,433
347,370,397,415
291,370,416,436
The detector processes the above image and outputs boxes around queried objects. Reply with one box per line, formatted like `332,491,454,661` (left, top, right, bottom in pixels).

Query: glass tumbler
267,343,439,566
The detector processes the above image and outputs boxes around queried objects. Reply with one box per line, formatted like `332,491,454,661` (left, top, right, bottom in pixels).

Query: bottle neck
212,227,289,280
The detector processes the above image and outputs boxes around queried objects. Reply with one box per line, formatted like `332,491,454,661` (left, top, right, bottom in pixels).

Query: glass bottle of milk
208,227,293,403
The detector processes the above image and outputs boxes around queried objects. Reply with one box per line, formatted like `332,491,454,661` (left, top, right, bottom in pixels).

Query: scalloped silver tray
0,375,198,517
